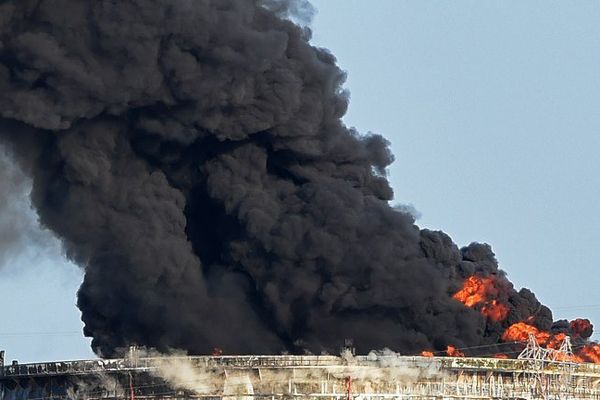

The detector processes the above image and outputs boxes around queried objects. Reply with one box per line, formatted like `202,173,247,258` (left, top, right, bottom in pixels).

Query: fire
554,351,584,363
546,333,567,350
451,276,600,365
453,275,508,322
579,344,600,364
453,276,492,307
421,347,466,358
446,345,465,357
570,318,593,338
481,300,509,322
501,322,550,345
501,322,600,364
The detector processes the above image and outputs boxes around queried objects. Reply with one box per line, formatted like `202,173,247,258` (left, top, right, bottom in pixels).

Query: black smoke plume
0,0,591,356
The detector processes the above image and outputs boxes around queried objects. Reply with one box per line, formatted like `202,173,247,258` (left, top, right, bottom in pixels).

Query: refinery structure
1,337,600,400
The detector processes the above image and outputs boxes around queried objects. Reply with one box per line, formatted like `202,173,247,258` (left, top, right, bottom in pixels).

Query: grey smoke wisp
0,146,54,267
0,148,31,266
0,0,582,356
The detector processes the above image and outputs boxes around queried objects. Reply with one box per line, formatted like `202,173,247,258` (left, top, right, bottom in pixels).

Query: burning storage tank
1,346,600,400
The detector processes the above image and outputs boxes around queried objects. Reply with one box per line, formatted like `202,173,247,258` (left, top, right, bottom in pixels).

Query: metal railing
2,353,600,379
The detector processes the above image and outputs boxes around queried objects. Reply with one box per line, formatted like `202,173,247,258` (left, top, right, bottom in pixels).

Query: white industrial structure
1,337,599,400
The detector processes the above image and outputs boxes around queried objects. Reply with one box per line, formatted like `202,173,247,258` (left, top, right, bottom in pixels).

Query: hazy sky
1,1,599,363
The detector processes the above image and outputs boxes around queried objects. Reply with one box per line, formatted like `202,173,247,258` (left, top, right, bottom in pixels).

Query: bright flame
501,322,550,345
546,333,567,350
501,322,600,364
453,276,490,307
453,275,508,322
421,351,434,357
579,344,600,364
554,351,584,363
481,300,509,322
446,345,465,357
450,276,600,364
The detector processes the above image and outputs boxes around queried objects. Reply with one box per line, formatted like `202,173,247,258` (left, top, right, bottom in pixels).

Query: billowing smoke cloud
0,0,589,357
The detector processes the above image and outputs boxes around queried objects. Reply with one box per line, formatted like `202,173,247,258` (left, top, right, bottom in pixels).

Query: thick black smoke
0,0,575,356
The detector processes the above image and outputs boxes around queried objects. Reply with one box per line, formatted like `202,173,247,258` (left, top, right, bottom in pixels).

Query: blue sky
310,0,600,338
1,1,599,362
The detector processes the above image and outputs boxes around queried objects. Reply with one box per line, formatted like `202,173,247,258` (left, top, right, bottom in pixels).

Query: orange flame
579,344,600,364
546,332,567,350
493,353,509,359
453,276,491,307
446,345,465,357
570,318,593,339
481,300,509,322
501,322,600,364
421,351,434,357
555,351,584,363
451,276,600,364
453,275,508,322
501,322,550,345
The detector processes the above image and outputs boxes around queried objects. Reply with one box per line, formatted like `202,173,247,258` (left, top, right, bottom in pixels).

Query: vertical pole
129,372,135,400
346,376,352,400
